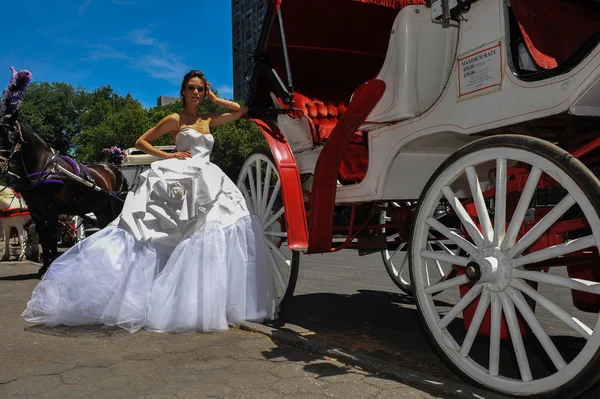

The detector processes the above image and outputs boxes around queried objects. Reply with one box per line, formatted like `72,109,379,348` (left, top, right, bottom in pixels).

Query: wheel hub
475,247,512,292
465,262,482,282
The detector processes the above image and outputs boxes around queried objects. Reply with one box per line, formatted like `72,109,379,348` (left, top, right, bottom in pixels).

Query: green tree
74,97,152,162
17,80,268,175
211,119,268,180
19,82,88,154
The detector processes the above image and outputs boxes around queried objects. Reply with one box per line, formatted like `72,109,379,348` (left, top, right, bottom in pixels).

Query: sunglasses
187,85,206,93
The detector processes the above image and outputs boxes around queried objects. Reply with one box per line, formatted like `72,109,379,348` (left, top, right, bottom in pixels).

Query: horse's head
0,111,48,183
0,111,24,159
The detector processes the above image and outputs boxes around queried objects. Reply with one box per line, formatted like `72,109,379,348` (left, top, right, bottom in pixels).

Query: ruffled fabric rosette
119,159,224,246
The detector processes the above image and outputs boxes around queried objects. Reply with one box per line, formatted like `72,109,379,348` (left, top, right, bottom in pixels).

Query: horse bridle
0,120,27,181
0,120,56,188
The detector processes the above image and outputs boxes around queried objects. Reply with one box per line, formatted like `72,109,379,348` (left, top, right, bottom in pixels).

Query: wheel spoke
431,239,458,256
389,242,406,262
438,285,483,329
442,186,485,248
506,287,567,371
260,163,272,217
266,238,291,265
513,235,595,267
426,217,478,257
264,207,285,230
256,159,263,216
489,293,502,376
247,166,259,215
264,231,287,238
420,250,470,267
511,279,592,339
501,167,542,250
493,159,507,246
265,240,287,290
498,292,532,382
507,194,576,258
426,242,446,278
240,181,256,215
460,290,491,357
261,180,281,226
514,269,600,295
424,274,469,295
466,166,493,244
387,232,400,241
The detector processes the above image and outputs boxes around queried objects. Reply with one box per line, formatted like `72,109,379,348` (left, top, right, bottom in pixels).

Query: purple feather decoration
1,67,33,115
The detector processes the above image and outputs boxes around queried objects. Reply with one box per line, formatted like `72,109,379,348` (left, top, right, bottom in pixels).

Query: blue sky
1,0,235,109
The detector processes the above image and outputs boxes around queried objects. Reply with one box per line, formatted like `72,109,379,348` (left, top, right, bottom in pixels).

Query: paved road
0,259,447,399
275,248,600,398
3,241,600,398
0,240,464,399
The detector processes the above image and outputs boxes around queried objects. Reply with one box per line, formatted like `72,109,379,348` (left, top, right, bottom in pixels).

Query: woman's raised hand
168,151,192,160
206,82,218,103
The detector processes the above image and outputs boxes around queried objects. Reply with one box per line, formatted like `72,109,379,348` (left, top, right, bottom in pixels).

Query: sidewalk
1,262,442,399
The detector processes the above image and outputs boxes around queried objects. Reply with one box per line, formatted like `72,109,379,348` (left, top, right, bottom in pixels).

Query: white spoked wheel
381,202,412,294
382,202,459,296
237,150,300,311
410,135,600,398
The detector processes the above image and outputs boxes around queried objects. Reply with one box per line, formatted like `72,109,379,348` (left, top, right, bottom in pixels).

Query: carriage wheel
380,202,412,294
237,150,300,311
410,135,600,398
382,202,459,296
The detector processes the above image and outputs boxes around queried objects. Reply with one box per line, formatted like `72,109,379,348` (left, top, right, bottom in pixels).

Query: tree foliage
15,81,268,180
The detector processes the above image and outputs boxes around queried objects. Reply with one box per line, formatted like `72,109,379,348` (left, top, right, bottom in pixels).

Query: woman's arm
135,114,191,160
206,88,248,127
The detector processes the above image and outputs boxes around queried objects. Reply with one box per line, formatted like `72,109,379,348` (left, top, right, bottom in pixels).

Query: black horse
0,112,128,276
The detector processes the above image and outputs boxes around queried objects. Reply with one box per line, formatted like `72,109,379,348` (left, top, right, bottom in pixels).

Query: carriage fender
249,118,309,251
381,131,478,201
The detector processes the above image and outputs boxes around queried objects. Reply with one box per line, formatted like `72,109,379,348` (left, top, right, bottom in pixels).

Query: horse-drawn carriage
236,0,600,397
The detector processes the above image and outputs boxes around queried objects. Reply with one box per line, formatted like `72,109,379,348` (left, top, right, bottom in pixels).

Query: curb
237,321,508,399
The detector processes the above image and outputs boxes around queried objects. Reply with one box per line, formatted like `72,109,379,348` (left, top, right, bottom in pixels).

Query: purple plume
1,67,33,115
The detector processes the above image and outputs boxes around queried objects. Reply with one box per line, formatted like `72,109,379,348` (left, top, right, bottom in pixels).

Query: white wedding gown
22,128,277,333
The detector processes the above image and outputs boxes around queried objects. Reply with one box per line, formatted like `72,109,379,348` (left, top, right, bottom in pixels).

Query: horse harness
0,119,125,203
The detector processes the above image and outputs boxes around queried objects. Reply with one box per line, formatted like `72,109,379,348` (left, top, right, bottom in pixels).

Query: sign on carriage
457,42,503,101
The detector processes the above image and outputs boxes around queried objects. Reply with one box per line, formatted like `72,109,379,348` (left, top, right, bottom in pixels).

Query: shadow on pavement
262,289,600,398
0,272,39,281
267,289,459,381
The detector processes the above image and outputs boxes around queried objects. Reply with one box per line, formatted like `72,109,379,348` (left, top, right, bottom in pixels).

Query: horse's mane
18,119,51,150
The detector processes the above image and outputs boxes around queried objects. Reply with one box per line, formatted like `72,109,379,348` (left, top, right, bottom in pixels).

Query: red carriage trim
251,118,309,251
0,208,30,218
307,79,386,253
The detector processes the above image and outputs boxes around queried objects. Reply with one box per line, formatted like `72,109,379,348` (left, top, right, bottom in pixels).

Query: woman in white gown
22,70,277,333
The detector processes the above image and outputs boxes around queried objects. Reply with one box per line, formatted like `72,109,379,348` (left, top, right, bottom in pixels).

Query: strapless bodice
176,128,213,159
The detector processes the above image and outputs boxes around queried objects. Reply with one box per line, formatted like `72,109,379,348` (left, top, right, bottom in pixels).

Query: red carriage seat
510,0,600,70
288,93,368,182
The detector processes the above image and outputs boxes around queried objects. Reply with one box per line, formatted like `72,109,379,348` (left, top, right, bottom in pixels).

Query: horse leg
47,213,59,264
16,222,26,261
2,221,11,261
28,223,40,262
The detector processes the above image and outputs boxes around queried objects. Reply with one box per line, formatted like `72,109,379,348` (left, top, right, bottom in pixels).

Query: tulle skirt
21,215,277,333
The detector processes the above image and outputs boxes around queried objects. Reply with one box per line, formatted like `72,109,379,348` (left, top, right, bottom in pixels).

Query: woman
21,70,277,333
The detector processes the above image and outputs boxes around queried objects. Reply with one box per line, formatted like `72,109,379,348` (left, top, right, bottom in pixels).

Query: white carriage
236,0,600,397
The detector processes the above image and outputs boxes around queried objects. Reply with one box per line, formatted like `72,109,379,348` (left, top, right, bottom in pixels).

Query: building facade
156,96,179,107
232,0,267,101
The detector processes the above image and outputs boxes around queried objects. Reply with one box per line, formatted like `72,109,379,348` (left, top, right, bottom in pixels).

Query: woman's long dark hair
180,70,208,107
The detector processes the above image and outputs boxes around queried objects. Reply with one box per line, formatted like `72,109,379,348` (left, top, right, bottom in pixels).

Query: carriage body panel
331,0,600,203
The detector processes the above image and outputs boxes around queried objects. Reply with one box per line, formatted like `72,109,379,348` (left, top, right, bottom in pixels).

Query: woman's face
182,76,206,106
